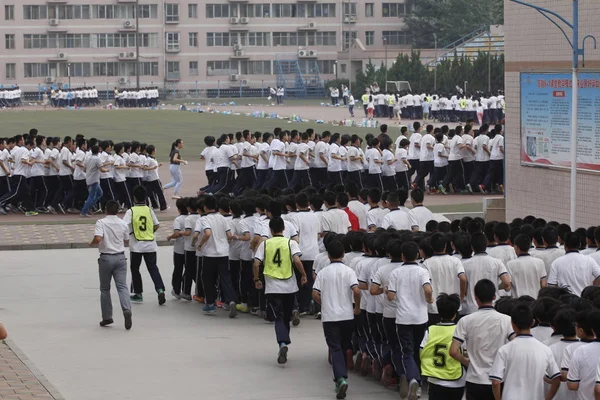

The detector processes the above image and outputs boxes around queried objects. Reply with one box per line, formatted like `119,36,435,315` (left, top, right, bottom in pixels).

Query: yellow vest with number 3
420,324,463,381
263,236,293,280
131,205,154,241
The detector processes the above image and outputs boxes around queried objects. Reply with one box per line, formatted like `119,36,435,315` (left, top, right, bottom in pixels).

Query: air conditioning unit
307,21,316,28
119,77,127,84
234,50,244,57
240,17,249,24
118,52,126,58
45,77,54,84
49,18,59,26
233,44,243,51
241,79,249,86
128,51,136,58
298,50,308,57
230,74,240,81
308,50,318,57
348,16,357,23
123,20,135,29
230,17,239,24
58,52,67,59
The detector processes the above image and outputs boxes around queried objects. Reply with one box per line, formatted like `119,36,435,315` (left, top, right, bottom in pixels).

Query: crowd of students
134,181,600,400
0,87,22,108
0,130,177,217
47,87,101,108
197,121,504,200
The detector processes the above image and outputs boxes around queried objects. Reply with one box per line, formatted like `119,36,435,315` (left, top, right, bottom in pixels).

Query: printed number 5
139,216,147,231
272,248,282,268
433,344,447,368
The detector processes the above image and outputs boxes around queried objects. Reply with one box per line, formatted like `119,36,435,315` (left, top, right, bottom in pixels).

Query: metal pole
433,33,437,92
348,39,352,92
384,37,388,83
488,30,492,92
67,63,71,88
570,0,579,228
135,0,140,90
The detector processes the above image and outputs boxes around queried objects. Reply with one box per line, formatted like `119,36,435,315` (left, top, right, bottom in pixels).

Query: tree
405,0,504,48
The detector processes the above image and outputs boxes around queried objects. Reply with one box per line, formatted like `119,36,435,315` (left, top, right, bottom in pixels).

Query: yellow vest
263,236,293,280
131,205,154,241
420,324,463,381
459,99,467,109
361,94,369,103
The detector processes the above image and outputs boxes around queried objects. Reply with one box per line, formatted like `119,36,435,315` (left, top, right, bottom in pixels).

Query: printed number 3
139,216,147,231
433,344,447,368
272,248,282,268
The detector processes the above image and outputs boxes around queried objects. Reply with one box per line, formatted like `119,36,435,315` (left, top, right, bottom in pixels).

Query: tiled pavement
0,341,63,400
0,224,172,251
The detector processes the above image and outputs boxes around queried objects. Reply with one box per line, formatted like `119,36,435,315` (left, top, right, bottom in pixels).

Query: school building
0,0,414,91
504,0,600,226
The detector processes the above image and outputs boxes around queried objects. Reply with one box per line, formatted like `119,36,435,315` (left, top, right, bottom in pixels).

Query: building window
241,32,269,46
365,3,374,17
24,34,49,49
343,2,357,17
309,3,335,18
23,5,48,20
343,31,357,49
207,60,238,75
5,34,15,49
167,61,180,79
382,3,405,17
382,30,408,45
165,3,179,22
340,64,346,74
316,60,335,74
5,63,15,79
188,32,198,47
188,4,197,18
5,5,14,20
240,60,271,75
166,32,180,51
239,4,270,18
137,5,158,18
189,61,198,76
205,4,230,18
206,32,231,47
365,31,374,46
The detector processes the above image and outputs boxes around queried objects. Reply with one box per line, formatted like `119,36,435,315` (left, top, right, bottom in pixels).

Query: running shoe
0,207,6,215
57,203,66,214
250,307,260,315
381,364,394,387
291,310,300,326
158,289,166,305
181,294,192,301
228,301,237,318
479,184,487,194
236,303,249,313
193,296,204,303
277,344,288,364
130,294,143,303
99,319,114,327
67,208,80,214
466,183,474,194
25,211,38,217
216,301,224,308
437,184,446,195
203,304,217,314
408,378,419,400
353,352,363,372
399,375,409,398
123,310,132,330
170,289,181,300
372,359,383,381
80,213,91,218
345,349,354,370
335,378,348,399
361,355,372,376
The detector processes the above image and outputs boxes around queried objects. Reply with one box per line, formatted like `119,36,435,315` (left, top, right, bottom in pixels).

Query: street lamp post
135,0,140,90
508,0,596,228
383,37,388,84
348,39,353,92
433,33,437,92
67,62,71,88
487,30,492,92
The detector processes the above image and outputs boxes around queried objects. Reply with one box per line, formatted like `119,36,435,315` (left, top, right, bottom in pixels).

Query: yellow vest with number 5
420,324,463,381
131,205,154,241
263,236,293,280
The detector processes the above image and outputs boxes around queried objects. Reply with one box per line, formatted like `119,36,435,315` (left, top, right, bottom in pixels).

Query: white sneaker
170,289,181,300
408,379,419,400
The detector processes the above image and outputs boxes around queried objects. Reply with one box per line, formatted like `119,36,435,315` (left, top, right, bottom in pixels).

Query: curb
4,340,65,400
0,240,171,252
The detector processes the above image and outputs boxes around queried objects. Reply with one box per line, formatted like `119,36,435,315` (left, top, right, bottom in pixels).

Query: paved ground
0,248,408,400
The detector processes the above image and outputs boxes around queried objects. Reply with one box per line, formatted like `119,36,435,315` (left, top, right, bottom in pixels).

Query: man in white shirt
89,200,132,330
312,240,361,399
196,195,237,316
264,131,289,189
566,310,600,400
450,279,514,400
548,232,600,296
311,131,330,190
386,241,433,398
407,123,423,180
123,185,166,306
414,126,435,190
409,189,434,232
507,234,547,299
288,132,312,190
490,304,561,400
468,124,491,192
347,183,367,231
50,136,75,214
254,217,307,365
380,191,418,231
321,191,351,235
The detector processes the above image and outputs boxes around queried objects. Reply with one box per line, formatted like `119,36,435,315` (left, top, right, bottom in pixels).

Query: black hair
310,194,323,210
513,234,531,252
493,222,511,242
368,188,382,204
204,195,217,211
474,279,496,303
269,216,285,233
436,293,461,321
410,188,424,204
386,239,403,260
105,200,120,215
471,232,488,253
401,241,419,262
430,233,447,253
132,185,147,203
575,310,595,337
542,226,558,246
531,297,562,324
426,220,439,232
327,241,345,259
176,198,189,215
511,304,534,330
552,307,577,337
563,232,580,250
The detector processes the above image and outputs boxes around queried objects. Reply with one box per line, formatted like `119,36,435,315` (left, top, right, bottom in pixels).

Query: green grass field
3,109,373,161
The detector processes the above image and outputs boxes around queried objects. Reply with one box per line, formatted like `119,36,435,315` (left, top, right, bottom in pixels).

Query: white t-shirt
183,214,200,252
294,142,310,170
29,147,45,177
348,200,367,231
200,212,231,257
447,135,464,161
146,157,160,181
411,206,435,232
567,342,600,400
488,244,517,266
548,339,579,400
256,142,270,170
453,307,514,384
367,206,389,230
289,210,319,261
313,262,358,322
366,148,382,174
371,261,403,318
328,143,342,172
461,253,509,314
269,139,286,170
347,146,363,172
434,143,448,167
201,146,217,171
419,134,435,162
506,255,547,299
381,209,418,231
0,149,9,177
474,134,491,162
113,155,127,182
462,134,475,162
123,207,159,253
381,149,396,177
490,335,560,400
254,238,301,294
58,146,73,176
172,214,187,255
313,140,329,168
321,208,350,234
423,254,465,314
490,135,505,160
94,215,129,254
387,262,432,325
395,148,409,172
548,251,600,295
408,133,422,160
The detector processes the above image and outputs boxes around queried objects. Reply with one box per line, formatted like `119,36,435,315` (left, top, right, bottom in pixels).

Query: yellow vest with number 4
263,236,293,280
131,205,154,241
420,324,463,381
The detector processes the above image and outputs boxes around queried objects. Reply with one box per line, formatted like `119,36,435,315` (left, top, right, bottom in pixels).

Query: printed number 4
272,248,282,268
139,216,147,231
433,343,447,368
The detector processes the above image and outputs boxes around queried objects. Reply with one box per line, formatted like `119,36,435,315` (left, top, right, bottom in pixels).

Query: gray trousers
99,253,131,320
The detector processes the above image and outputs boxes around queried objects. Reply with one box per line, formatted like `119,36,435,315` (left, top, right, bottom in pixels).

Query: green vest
263,236,293,280
420,324,463,381
131,205,154,241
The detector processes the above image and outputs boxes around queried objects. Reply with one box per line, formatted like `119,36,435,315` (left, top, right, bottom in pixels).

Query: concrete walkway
0,248,406,400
